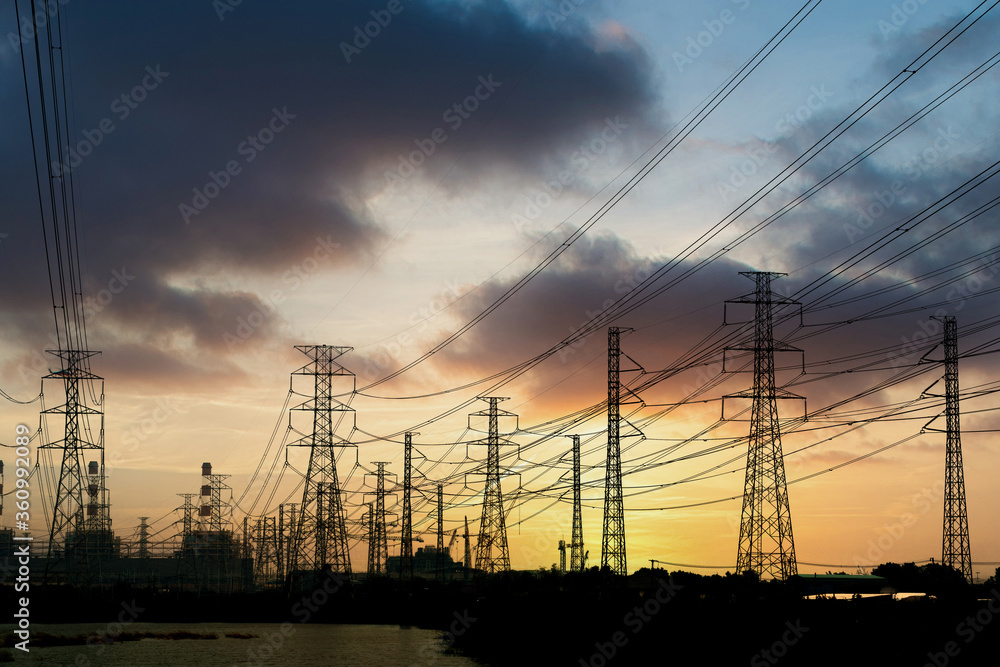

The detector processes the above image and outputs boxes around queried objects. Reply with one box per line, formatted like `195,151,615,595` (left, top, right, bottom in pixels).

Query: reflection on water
9,622,482,666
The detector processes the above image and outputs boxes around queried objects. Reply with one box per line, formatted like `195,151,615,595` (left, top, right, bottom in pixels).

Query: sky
1,0,999,576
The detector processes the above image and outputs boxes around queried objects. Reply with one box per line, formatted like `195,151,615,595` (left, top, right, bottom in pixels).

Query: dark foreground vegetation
2,563,998,666
450,565,1000,666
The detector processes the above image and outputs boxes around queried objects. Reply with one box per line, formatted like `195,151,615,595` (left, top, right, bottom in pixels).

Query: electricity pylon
463,516,472,570
400,432,414,579
474,397,513,573
367,462,391,576
602,328,627,575
436,483,445,580
289,345,353,574
249,516,282,589
931,316,972,582
365,502,377,576
728,272,800,580
42,349,111,581
137,517,150,559
569,435,585,572
177,493,197,538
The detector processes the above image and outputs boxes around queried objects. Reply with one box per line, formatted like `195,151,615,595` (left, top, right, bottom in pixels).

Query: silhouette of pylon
474,397,514,573
569,435,585,573
931,316,972,582
288,345,353,574
400,433,414,580
602,328,627,575
727,272,800,580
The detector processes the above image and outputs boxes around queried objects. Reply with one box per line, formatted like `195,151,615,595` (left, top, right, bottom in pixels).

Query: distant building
791,574,889,596
386,546,466,579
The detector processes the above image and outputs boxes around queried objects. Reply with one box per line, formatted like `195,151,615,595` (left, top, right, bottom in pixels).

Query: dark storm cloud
411,232,754,407
316,0,1000,430
412,217,999,443
761,9,1000,284
0,0,664,384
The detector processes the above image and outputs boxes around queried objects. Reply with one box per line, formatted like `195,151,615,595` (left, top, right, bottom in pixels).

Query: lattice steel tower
935,316,972,582
400,433,414,579
730,272,799,580
289,345,353,574
569,435,585,572
177,493,197,538
175,492,199,583
207,473,231,533
42,349,112,575
602,328,627,575
436,483,445,579
475,397,512,573
137,517,150,559
282,503,297,573
463,516,472,570
250,516,282,589
367,462,390,576
365,503,377,575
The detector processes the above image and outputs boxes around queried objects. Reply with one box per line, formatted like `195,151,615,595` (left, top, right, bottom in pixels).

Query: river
7,622,482,666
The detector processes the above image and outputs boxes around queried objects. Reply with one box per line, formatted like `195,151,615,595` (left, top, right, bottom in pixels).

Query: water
7,622,482,666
